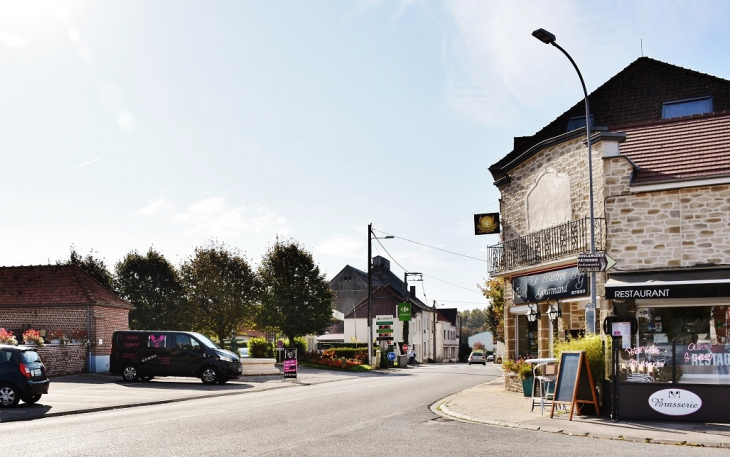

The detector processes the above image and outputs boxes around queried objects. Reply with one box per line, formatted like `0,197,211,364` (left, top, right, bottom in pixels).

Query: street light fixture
532,28,597,334
367,223,394,366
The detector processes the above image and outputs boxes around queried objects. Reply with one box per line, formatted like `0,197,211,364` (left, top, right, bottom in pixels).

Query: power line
423,273,481,293
373,229,487,262
373,236,410,273
401,201,499,234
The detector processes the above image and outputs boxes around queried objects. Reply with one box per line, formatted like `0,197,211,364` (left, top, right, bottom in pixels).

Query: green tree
59,245,115,291
180,240,259,345
115,248,185,330
256,237,334,346
480,277,505,342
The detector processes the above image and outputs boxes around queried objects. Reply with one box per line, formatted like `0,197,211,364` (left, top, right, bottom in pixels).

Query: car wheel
201,366,219,385
122,365,139,382
140,376,155,382
22,394,42,405
483,362,487,366
0,384,19,407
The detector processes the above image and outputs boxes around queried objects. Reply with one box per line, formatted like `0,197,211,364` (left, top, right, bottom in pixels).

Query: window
566,115,594,132
662,96,713,119
148,334,167,349
621,305,730,385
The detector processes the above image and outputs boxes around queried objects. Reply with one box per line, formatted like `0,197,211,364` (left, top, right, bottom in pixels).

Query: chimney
410,286,416,299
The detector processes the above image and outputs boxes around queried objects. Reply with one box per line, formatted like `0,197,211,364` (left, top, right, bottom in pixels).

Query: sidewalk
432,376,730,449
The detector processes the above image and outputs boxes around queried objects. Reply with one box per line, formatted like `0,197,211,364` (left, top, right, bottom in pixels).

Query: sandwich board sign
284,348,297,379
550,350,600,420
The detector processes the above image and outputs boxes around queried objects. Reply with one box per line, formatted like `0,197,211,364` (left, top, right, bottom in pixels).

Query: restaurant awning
605,269,730,300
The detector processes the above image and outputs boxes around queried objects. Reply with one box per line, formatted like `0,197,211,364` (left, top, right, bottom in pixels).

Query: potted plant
48,329,66,344
503,358,535,397
22,328,45,346
0,328,18,345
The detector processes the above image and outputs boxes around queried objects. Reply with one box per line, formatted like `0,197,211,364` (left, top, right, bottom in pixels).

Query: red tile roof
0,265,133,309
490,57,730,180
616,111,730,185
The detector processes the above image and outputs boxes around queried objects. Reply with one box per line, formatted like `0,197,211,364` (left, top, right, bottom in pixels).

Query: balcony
486,217,606,276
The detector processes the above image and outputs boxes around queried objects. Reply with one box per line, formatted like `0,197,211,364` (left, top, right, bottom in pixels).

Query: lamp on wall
547,300,562,321
527,303,541,323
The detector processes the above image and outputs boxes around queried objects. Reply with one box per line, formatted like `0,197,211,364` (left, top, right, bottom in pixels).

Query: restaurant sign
512,266,588,304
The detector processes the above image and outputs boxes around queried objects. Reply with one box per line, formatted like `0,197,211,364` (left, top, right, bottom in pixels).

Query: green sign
398,302,411,321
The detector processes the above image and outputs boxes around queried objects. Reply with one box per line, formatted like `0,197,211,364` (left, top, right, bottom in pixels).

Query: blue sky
2,1,730,311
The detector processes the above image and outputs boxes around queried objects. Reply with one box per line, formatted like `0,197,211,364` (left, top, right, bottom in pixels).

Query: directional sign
376,317,394,342
577,253,616,272
387,352,396,362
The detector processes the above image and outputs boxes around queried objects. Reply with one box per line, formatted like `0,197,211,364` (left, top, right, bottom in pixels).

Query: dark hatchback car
0,344,50,407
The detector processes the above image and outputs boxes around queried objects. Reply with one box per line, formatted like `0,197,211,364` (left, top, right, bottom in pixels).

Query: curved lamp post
532,28,597,334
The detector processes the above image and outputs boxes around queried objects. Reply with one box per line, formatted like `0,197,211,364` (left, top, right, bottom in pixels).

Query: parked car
110,331,242,385
468,351,487,365
238,347,249,358
0,344,50,407
486,354,495,362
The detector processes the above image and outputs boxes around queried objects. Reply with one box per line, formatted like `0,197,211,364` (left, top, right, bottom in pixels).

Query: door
138,333,172,376
170,333,205,376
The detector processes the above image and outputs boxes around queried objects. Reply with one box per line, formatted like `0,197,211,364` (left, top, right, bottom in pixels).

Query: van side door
170,333,205,376
138,333,172,377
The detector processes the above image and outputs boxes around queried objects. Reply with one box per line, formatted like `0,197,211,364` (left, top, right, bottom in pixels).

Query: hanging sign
474,213,500,235
398,302,411,321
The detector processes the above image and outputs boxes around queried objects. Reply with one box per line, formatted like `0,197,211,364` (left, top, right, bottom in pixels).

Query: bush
553,334,606,382
282,337,308,360
248,337,272,358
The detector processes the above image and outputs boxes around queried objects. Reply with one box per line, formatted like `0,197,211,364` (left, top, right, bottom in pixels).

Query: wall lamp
526,303,541,323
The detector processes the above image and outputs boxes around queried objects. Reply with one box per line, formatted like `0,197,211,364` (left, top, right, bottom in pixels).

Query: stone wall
604,156,730,269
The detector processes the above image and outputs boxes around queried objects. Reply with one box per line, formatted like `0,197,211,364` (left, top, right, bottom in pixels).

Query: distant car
468,351,487,365
238,347,249,358
486,354,494,362
0,344,50,407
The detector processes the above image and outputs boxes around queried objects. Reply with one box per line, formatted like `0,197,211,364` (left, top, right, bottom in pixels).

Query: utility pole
432,300,437,363
367,224,393,367
402,272,422,355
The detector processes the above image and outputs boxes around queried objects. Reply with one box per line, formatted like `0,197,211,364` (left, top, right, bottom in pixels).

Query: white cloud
117,112,134,131
172,196,286,237
315,234,363,259
0,29,29,47
135,196,171,216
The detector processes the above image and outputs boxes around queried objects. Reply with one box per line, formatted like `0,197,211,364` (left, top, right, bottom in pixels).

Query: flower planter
522,376,535,397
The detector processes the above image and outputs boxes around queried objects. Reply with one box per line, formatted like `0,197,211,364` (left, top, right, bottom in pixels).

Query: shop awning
605,269,730,300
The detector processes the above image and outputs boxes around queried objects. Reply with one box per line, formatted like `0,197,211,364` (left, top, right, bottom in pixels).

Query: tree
179,240,259,345
480,277,505,342
59,245,115,292
256,237,334,347
115,248,185,330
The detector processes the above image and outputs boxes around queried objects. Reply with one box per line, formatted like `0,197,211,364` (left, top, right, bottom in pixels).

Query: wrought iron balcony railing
486,217,606,275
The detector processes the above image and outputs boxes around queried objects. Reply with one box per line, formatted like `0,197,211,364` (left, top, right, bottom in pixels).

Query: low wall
241,358,280,375
35,343,88,376
505,374,524,393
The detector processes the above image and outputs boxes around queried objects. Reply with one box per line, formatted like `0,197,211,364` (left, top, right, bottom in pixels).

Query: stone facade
605,154,730,269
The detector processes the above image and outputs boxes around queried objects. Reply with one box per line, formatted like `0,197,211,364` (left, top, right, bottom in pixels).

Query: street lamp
367,223,394,366
532,28,597,334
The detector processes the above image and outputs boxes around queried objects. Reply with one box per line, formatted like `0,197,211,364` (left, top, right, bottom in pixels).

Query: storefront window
620,305,730,385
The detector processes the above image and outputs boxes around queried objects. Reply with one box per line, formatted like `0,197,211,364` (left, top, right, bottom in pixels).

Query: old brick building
0,264,133,375
487,57,730,421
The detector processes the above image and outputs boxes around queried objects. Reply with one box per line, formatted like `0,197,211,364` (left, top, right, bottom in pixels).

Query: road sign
387,352,396,362
577,253,616,272
376,317,394,342
276,340,284,348
402,344,408,353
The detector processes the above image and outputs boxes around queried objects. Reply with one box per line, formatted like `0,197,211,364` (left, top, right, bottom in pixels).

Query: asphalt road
2,364,728,456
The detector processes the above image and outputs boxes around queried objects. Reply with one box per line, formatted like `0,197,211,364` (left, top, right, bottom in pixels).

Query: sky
2,1,730,312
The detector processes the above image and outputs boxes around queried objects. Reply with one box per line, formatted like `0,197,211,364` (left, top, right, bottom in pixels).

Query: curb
430,392,730,449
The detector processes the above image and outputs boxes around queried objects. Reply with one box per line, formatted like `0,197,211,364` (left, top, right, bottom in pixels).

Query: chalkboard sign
550,351,600,420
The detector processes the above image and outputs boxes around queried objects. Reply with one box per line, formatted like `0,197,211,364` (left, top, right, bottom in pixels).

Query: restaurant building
487,57,730,421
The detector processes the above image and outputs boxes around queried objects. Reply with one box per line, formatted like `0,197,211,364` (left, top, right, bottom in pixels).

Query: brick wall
90,306,130,357
0,306,89,339
36,344,87,376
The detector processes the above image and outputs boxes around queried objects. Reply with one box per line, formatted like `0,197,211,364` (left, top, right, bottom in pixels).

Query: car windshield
21,350,40,363
472,352,484,357
191,333,220,349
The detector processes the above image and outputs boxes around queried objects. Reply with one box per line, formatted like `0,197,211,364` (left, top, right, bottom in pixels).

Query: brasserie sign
512,266,588,304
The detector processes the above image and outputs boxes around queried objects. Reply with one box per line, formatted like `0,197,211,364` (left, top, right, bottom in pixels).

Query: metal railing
486,217,605,275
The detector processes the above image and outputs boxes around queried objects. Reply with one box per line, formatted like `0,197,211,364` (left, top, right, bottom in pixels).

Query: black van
110,331,242,384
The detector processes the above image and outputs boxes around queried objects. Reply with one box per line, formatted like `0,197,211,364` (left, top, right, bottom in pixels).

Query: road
2,364,727,456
